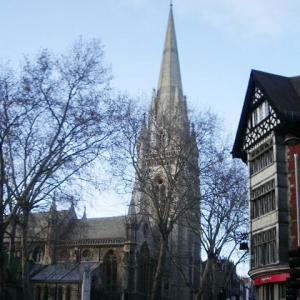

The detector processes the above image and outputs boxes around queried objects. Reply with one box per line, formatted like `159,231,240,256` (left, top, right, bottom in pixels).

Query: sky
1,1,300,268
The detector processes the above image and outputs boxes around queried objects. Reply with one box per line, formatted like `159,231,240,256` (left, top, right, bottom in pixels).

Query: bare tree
117,106,248,300
191,113,249,300
199,154,248,300
115,102,200,300
0,38,125,299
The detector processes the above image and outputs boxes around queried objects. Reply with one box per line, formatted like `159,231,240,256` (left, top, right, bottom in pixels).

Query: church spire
157,5,182,99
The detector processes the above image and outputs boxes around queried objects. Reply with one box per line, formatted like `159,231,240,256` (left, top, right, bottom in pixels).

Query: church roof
31,262,99,283
232,69,300,160
61,216,126,242
4,210,70,242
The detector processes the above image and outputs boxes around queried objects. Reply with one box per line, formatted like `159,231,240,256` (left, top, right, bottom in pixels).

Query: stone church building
7,6,200,300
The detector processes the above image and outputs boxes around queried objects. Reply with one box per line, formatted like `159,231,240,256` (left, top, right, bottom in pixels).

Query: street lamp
239,233,249,251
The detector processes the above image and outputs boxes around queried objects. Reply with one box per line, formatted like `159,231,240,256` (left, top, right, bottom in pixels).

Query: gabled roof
232,69,300,160
31,262,99,282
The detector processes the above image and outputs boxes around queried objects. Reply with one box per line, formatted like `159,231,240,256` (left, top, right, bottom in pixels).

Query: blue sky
2,0,300,134
1,1,300,219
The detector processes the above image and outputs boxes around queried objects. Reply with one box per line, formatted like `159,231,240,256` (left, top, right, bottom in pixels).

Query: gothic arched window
57,286,63,300
155,175,167,208
32,246,43,263
143,223,149,238
138,243,152,294
66,286,71,300
43,286,48,300
36,286,41,300
103,250,118,291
59,249,69,261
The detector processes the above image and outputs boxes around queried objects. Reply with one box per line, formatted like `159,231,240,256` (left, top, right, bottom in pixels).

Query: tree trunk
211,261,217,300
196,256,213,300
0,214,5,300
8,216,17,265
0,147,6,300
21,211,30,300
150,238,167,300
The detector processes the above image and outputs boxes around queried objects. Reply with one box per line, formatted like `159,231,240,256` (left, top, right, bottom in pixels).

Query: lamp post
294,153,300,247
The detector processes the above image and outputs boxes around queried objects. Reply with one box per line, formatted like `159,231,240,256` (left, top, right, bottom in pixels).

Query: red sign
254,273,290,286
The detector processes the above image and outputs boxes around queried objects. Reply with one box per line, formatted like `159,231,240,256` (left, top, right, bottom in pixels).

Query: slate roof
31,262,99,282
61,216,126,241
232,70,300,160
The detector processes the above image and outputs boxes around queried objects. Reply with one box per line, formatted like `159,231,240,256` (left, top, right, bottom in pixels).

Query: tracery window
252,228,277,267
251,179,275,218
32,246,43,263
81,249,92,261
143,223,149,237
103,250,118,291
155,175,167,207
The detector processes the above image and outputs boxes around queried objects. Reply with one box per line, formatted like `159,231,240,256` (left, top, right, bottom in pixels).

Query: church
5,6,200,300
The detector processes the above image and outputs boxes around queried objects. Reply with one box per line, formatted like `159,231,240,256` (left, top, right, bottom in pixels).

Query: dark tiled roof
253,71,300,119
31,262,99,282
232,70,300,160
61,216,126,241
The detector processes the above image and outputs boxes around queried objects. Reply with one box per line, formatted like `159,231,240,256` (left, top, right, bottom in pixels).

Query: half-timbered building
233,69,300,299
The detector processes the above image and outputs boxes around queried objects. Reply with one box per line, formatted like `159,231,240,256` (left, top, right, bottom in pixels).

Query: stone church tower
132,5,200,300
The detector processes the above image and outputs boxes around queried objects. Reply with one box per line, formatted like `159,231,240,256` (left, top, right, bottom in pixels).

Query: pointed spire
82,206,87,220
157,5,182,99
50,198,57,212
69,200,77,219
127,198,137,223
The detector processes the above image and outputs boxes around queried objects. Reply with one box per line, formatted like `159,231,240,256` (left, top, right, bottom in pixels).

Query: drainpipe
294,154,300,247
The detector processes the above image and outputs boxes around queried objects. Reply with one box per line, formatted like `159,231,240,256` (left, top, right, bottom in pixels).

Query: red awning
254,273,290,286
